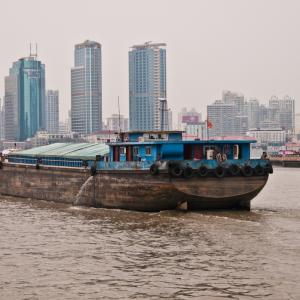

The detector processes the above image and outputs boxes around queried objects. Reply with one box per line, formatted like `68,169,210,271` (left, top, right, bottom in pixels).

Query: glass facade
4,57,45,141
71,40,102,134
129,42,167,131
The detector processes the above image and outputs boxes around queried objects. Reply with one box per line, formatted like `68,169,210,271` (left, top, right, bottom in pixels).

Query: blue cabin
101,131,268,172
7,131,270,175
107,131,252,162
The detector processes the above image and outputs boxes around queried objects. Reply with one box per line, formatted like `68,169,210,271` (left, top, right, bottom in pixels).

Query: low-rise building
247,128,287,145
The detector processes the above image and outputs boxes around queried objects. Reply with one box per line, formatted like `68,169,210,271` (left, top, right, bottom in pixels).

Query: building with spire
71,40,102,134
4,55,45,141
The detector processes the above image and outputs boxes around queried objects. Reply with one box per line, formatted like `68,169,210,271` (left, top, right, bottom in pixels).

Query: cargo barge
0,131,272,211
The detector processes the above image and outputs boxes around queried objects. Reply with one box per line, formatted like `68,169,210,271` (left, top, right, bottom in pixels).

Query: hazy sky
0,0,299,121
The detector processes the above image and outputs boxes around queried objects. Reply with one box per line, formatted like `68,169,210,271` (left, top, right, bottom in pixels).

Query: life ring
229,164,240,176
150,164,159,175
90,166,97,176
265,163,273,174
254,165,265,176
183,166,193,178
242,165,253,177
170,164,183,177
214,165,225,178
198,166,208,177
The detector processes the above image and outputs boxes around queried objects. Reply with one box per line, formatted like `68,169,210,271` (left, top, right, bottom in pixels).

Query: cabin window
133,147,139,155
184,144,193,160
120,147,126,155
233,145,240,159
146,146,152,155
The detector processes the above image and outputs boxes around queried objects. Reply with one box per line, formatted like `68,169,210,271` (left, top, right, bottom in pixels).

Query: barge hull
0,163,268,211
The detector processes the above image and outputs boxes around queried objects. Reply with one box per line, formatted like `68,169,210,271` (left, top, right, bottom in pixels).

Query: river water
0,167,299,299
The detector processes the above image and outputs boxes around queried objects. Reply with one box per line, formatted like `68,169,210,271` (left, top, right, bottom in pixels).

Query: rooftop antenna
29,43,38,58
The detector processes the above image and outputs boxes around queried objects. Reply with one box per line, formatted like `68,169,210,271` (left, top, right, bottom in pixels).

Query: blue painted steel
7,132,263,172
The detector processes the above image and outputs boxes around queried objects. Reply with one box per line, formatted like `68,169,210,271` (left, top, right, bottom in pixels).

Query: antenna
118,96,121,133
29,43,38,58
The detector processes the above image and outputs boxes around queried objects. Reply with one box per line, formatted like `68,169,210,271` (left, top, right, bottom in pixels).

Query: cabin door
126,146,133,161
184,144,193,160
113,146,120,162
193,144,203,160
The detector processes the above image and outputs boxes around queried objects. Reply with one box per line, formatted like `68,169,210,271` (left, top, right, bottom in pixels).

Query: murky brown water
0,167,299,299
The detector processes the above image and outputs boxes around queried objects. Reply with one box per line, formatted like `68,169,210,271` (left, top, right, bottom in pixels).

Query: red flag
207,119,213,129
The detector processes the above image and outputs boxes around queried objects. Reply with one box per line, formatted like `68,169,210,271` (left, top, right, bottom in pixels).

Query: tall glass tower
4,56,45,141
71,40,102,134
129,42,167,131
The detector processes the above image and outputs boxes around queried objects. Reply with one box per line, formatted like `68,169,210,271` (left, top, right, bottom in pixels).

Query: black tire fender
170,164,183,177
197,166,209,177
214,165,225,178
229,164,240,176
254,165,265,176
242,165,253,177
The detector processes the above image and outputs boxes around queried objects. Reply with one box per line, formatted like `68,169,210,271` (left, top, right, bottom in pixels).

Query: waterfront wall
270,159,300,168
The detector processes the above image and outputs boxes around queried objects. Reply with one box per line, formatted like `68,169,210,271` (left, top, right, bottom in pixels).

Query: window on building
133,147,139,155
146,147,151,155
120,147,126,155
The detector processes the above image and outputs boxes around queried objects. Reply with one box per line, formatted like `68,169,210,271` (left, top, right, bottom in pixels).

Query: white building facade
71,40,102,134
46,90,59,134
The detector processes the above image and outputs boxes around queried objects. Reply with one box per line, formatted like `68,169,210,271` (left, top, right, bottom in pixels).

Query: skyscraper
46,90,59,134
129,42,167,131
4,56,45,141
71,40,102,134
207,100,236,137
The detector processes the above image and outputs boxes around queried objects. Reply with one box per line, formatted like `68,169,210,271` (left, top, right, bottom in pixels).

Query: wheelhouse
108,131,254,163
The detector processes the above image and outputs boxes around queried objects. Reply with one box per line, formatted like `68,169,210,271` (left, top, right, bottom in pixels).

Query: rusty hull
0,163,268,211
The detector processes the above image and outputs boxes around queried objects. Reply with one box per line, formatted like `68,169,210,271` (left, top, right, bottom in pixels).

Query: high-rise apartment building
71,40,102,134
46,90,59,134
246,99,260,129
268,95,295,133
129,42,167,131
207,101,237,137
106,114,129,132
4,56,45,141
222,90,246,115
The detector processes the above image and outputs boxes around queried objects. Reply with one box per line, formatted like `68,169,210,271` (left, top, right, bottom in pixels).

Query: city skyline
0,0,299,122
